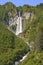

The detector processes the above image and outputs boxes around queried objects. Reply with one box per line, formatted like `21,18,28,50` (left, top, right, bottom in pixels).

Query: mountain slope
0,22,29,65
0,2,43,65
18,51,43,65
18,3,43,65
20,4,43,50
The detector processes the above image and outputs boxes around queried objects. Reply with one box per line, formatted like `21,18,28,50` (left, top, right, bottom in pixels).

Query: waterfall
8,11,23,35
16,12,22,35
19,17,22,33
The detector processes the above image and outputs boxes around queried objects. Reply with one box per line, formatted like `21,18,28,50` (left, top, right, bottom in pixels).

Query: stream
14,52,29,65
14,42,32,65
6,11,32,65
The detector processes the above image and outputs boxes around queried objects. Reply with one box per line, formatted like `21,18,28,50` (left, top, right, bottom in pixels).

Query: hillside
0,22,29,65
0,2,43,65
18,51,43,65
20,4,43,50
0,2,17,23
18,3,43,65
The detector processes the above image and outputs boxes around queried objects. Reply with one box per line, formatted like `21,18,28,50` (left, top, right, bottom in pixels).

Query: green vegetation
18,3,43,65
21,4,43,51
0,2,43,65
0,2,17,24
0,22,29,65
18,51,43,65
10,24,17,31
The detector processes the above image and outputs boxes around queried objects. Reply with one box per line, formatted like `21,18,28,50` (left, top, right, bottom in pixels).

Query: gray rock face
8,12,23,35
23,12,31,19
8,12,34,35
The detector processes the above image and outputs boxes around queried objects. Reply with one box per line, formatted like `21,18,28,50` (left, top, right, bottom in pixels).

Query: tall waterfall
16,12,22,35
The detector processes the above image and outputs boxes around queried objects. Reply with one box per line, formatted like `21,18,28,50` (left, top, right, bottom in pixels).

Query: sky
0,0,43,6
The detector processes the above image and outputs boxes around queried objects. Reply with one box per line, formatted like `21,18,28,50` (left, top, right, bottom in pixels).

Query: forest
0,2,43,65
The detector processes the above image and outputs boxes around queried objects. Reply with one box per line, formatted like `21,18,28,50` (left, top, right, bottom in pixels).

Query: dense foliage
0,2,43,65
18,3,43,65
0,2,17,23
0,22,29,65
18,51,43,65
21,4,43,51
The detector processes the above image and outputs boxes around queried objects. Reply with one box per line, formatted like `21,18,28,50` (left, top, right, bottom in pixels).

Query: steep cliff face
0,3,43,49
7,12,23,35
7,11,34,36
0,2,35,36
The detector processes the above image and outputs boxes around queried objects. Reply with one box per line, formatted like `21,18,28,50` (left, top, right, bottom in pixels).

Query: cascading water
19,17,22,33
16,11,22,35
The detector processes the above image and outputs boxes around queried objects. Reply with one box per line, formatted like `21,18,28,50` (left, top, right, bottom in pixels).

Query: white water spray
16,12,22,35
